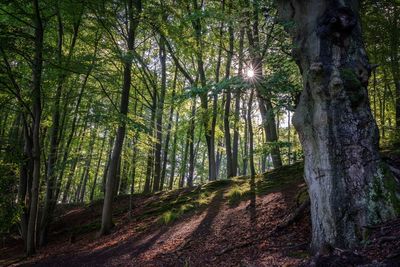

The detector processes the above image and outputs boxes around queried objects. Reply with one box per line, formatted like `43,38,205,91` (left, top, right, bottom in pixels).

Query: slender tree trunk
246,0,282,169
101,134,114,196
388,4,400,129
169,112,179,190
160,70,177,190
79,129,96,203
99,0,141,236
223,2,235,178
247,89,256,178
242,98,248,176
153,38,167,192
278,0,399,252
180,129,190,188
39,8,81,246
187,100,196,187
191,0,216,181
90,133,107,202
26,0,43,255
61,118,88,203
144,94,157,193
18,118,32,250
232,27,244,177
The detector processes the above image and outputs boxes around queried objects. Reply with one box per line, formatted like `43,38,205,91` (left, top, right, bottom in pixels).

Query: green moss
380,164,400,215
226,185,250,206
368,163,400,224
340,68,361,88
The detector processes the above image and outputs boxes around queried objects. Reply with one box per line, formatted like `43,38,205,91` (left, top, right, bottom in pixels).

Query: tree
277,0,400,252
99,0,142,236
26,0,44,255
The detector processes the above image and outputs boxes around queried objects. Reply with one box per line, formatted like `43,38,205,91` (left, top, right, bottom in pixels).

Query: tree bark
187,100,196,187
191,0,216,181
39,7,81,246
223,1,235,178
26,0,43,256
277,0,400,252
99,0,141,236
245,0,282,169
232,27,245,177
247,89,256,178
160,70,177,191
169,112,179,190
90,133,107,202
153,37,167,192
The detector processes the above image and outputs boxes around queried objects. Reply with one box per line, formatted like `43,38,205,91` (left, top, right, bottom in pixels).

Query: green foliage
0,162,19,235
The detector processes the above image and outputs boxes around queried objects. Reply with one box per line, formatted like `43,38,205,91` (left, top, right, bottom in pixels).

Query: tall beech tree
277,0,400,251
99,0,142,236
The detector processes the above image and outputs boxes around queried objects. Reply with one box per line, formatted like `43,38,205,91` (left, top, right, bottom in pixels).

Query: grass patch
226,185,250,206
142,162,304,224
159,210,179,225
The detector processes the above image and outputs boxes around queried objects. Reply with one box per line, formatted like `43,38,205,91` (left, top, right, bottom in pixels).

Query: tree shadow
187,189,225,239
249,174,257,229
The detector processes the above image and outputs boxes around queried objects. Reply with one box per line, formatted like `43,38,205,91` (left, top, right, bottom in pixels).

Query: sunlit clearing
247,68,255,78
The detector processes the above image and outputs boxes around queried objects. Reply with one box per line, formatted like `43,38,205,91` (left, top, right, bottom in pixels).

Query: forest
0,0,399,266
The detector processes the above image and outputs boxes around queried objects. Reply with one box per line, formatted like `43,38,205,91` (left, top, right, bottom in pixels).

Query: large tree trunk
278,0,400,252
99,0,141,236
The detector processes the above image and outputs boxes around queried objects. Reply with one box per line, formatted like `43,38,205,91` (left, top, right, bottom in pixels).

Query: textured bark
278,0,400,252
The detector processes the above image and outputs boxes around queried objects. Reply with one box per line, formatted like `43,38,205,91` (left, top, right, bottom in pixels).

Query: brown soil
1,152,399,267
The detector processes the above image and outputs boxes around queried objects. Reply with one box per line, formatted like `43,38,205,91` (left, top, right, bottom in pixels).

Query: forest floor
1,150,400,267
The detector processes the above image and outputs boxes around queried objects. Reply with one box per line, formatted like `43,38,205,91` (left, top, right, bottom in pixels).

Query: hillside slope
2,155,400,267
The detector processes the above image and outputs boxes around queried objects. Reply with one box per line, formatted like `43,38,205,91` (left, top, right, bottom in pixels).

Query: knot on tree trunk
317,6,357,47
